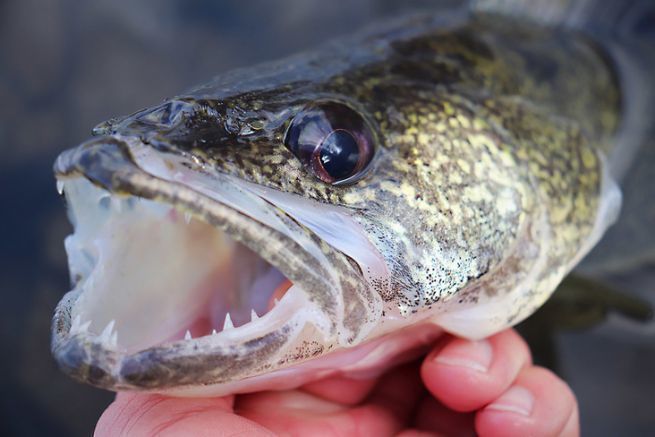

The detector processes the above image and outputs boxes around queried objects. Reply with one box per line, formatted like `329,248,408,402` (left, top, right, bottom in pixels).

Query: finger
421,329,531,412
95,393,272,437
236,362,424,436
301,374,379,405
476,366,579,437
361,361,425,426
238,390,382,436
413,395,475,435
396,430,441,437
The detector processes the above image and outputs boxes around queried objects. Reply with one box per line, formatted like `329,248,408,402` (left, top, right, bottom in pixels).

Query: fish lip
52,135,383,390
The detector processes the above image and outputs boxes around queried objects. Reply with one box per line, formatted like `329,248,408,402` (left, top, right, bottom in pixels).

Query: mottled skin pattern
52,13,621,390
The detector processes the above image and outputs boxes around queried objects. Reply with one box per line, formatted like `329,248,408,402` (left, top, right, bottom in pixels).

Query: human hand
95,329,578,436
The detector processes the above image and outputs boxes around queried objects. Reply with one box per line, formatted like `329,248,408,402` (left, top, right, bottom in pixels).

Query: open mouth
51,138,386,390
62,177,302,353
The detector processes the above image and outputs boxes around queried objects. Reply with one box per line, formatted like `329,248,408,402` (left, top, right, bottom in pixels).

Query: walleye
51,3,650,396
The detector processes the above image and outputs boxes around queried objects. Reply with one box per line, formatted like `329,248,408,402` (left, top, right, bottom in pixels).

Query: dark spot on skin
392,30,494,64
514,46,560,82
391,35,441,59
451,30,494,60
87,363,110,385
120,353,165,386
52,338,117,389
390,60,461,85
53,339,88,375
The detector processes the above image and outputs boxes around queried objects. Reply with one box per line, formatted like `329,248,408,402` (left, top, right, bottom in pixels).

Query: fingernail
486,386,534,417
434,339,493,373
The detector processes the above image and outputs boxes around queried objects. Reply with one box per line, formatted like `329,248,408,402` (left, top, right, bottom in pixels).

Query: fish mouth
51,136,385,392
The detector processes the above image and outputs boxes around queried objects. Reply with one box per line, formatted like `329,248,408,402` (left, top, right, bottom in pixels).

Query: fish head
52,46,544,395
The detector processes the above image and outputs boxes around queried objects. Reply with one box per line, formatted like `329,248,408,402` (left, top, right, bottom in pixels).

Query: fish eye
284,102,375,185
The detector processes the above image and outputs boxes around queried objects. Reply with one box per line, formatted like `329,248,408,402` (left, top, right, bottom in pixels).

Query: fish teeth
184,330,192,340
79,320,91,333
56,180,65,195
223,313,234,330
70,316,91,335
99,320,115,344
70,315,81,332
250,309,259,321
274,298,280,306
109,330,118,348
211,329,218,335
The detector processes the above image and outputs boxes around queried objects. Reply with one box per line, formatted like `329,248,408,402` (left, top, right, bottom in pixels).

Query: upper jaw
52,135,385,391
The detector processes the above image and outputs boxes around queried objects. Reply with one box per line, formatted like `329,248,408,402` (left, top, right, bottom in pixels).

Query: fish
51,0,653,396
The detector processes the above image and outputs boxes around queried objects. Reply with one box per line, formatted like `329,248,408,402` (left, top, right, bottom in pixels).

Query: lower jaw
157,322,443,397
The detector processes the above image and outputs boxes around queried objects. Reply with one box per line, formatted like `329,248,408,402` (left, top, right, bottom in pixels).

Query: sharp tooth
184,330,192,340
70,315,81,333
109,331,118,348
212,329,218,335
56,180,64,195
79,320,91,333
99,320,115,343
223,313,234,330
184,212,192,224
250,309,259,321
274,298,280,306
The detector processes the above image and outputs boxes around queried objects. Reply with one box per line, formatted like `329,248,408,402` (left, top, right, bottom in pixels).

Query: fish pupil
319,129,360,180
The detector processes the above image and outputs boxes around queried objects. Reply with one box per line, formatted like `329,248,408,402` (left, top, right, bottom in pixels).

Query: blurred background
1,0,653,435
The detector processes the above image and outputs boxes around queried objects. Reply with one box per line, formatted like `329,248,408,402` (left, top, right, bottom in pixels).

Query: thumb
95,393,272,437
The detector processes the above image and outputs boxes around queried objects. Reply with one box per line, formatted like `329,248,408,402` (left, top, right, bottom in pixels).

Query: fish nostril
125,197,137,210
135,100,194,127
92,117,124,136
99,196,111,210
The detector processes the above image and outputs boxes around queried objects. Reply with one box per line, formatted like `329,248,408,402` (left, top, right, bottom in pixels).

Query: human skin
95,329,578,436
